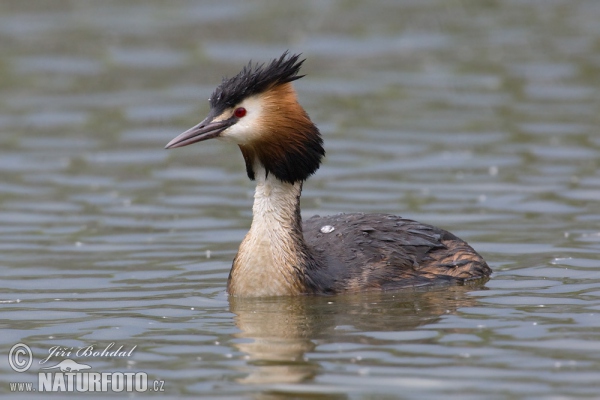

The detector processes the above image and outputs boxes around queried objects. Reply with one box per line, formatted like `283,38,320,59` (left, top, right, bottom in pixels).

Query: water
1,0,600,398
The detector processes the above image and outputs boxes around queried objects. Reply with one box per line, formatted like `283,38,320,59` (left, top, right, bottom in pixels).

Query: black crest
209,52,305,114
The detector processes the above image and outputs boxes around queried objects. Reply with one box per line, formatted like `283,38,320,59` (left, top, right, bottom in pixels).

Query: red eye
234,107,247,118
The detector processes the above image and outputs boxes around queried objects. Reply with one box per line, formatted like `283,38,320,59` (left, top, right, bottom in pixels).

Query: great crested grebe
166,52,491,297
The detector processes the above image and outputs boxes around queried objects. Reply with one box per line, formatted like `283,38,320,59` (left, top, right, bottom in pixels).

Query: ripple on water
16,55,103,75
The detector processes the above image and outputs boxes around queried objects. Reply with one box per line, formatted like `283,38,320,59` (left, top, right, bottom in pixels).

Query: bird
165,52,491,297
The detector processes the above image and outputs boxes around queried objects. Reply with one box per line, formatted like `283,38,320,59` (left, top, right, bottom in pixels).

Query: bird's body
166,52,491,297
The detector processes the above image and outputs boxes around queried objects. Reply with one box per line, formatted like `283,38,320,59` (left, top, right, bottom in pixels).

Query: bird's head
165,52,324,184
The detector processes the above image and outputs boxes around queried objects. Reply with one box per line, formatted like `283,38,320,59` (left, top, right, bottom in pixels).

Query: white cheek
218,97,263,144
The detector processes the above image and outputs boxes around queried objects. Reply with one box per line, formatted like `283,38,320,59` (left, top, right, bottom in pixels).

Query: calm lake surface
1,0,600,398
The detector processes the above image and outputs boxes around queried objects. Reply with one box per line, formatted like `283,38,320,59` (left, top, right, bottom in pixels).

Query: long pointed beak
165,117,234,149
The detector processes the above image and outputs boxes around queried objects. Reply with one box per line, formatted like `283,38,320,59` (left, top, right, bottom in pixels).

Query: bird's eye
234,107,247,118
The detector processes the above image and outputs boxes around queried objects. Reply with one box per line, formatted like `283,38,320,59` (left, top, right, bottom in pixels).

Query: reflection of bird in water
166,52,491,297
229,282,487,387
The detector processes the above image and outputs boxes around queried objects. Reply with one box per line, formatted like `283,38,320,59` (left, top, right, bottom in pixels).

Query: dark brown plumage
302,213,490,294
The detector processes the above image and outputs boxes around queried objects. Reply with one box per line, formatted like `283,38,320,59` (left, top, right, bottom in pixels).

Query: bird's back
302,213,490,293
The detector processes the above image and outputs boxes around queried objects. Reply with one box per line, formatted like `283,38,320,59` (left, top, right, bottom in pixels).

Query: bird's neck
228,164,315,297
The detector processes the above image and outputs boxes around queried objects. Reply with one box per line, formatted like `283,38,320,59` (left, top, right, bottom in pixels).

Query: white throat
228,164,307,296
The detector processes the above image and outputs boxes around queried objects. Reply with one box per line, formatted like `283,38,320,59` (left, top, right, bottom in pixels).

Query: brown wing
302,213,490,293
